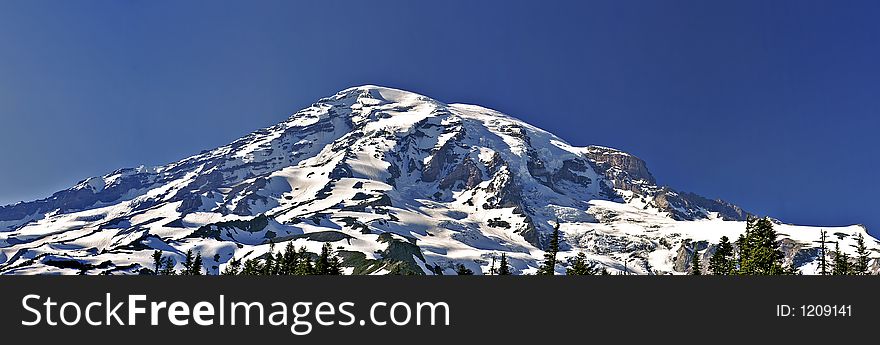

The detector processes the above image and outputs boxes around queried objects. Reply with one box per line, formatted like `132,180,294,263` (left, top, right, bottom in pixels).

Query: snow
1,85,876,275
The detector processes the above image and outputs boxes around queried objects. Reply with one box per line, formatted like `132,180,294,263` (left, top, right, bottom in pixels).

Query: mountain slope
1,85,877,275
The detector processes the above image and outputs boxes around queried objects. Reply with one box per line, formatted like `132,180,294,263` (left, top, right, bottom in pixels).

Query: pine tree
316,243,333,275
294,247,314,275
222,258,241,275
191,252,203,275
152,250,163,275
737,217,785,275
600,267,610,275
180,250,195,275
566,252,594,275
455,264,474,275
708,236,735,275
240,258,262,275
326,245,342,275
160,257,176,275
537,221,561,275
817,230,829,275
489,255,497,275
263,242,276,275
497,253,512,275
690,247,702,275
832,242,851,275
852,233,870,275
281,242,298,275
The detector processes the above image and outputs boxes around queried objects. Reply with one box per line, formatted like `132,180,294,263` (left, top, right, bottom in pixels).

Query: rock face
0,85,876,275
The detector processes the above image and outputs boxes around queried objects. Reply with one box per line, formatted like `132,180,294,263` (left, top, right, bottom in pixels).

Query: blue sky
1,1,878,236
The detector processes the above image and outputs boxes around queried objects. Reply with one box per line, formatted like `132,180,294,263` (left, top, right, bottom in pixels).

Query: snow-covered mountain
1,85,877,275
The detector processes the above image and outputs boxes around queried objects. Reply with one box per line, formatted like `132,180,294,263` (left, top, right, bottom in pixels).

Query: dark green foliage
294,247,315,275
852,233,870,275
818,230,828,275
315,243,342,275
736,217,786,275
537,222,561,275
708,236,735,275
152,250,163,274
262,242,276,276
240,258,263,275
497,253,512,275
566,252,594,275
191,252,203,275
280,242,298,275
160,257,176,275
833,242,852,275
222,258,241,275
455,264,474,275
690,247,702,275
181,250,195,275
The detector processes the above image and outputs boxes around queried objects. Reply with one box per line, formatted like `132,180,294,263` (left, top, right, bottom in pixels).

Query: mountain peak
0,86,875,275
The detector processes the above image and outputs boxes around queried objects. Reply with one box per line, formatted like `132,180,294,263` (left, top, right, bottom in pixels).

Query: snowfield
1,85,877,275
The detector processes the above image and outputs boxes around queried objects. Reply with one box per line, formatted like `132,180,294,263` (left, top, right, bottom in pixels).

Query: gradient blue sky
1,1,878,236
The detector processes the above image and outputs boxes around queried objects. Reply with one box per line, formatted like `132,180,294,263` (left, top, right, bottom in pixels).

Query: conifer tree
690,247,702,275
600,268,610,275
497,253,512,275
737,217,785,275
181,250,195,275
294,247,314,275
316,243,333,275
240,258,263,275
273,252,284,275
853,233,870,275
152,250,163,275
281,242,298,275
160,257,176,275
566,252,594,275
489,255,497,275
263,242,276,275
222,258,241,275
455,264,474,275
191,252,203,275
832,242,851,275
537,221,561,275
709,236,735,275
817,230,828,275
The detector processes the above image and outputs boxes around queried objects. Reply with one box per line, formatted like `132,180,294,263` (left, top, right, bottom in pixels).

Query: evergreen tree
191,252,203,275
455,264,474,275
833,242,851,275
222,258,241,275
497,253,512,275
690,247,702,275
152,250,163,275
294,247,314,275
566,252,594,275
600,268,610,275
181,250,195,275
262,242,276,275
708,236,735,275
274,252,285,275
240,258,263,275
316,243,333,275
737,217,785,275
281,242,298,275
489,255,497,275
852,233,870,275
817,230,828,275
160,257,176,275
537,221,561,275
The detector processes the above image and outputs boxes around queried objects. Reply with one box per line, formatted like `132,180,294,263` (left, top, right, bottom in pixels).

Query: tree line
702,217,875,275
150,242,343,276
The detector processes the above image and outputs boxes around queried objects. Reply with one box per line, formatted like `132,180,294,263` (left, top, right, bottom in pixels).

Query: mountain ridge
1,85,876,275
